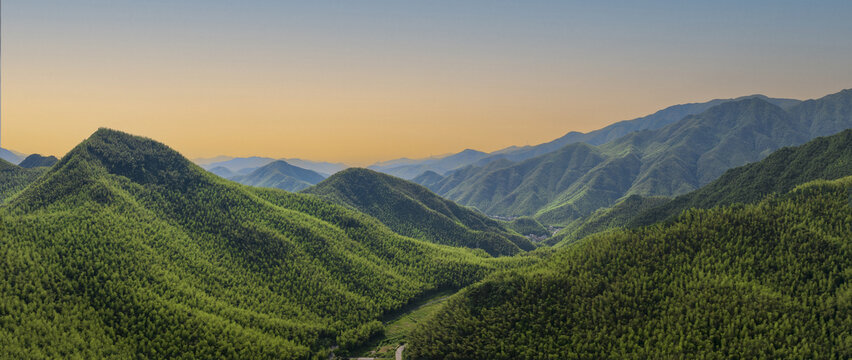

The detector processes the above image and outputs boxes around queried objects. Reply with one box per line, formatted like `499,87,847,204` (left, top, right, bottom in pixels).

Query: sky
2,1,851,165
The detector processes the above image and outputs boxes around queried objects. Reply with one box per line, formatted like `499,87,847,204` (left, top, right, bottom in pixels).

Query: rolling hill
0,129,534,359
408,176,852,359
303,168,534,256
369,149,489,180
18,154,59,168
231,160,326,192
422,89,852,225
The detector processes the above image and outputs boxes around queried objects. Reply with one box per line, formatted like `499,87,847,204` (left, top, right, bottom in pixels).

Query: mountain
282,158,348,177
207,166,235,178
18,154,59,168
505,217,550,238
477,95,802,165
0,128,534,358
407,176,852,359
302,168,534,256
0,158,48,202
193,155,234,166
425,89,852,225
200,156,347,177
369,149,489,180
411,170,445,190
564,127,852,241
0,147,26,164
201,156,276,173
231,160,326,192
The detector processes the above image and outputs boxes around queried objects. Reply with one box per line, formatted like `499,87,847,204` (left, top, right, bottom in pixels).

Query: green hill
18,154,59,168
0,158,48,203
0,129,534,359
407,176,852,359
425,89,852,225
303,168,534,256
230,160,326,192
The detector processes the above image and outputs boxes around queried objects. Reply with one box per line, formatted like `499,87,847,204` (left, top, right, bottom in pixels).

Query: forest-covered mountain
18,154,59,168
303,168,534,256
407,176,852,359
370,95,799,180
419,89,852,225
0,129,535,359
551,128,852,246
230,160,326,192
0,158,48,202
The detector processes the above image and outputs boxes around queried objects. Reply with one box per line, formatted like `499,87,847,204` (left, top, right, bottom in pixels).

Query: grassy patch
358,290,456,358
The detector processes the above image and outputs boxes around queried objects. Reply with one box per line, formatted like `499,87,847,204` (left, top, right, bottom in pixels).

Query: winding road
395,344,406,360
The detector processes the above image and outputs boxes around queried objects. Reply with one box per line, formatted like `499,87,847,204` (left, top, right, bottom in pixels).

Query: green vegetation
553,128,852,245
507,217,550,237
18,154,59,168
230,159,326,192
0,159,48,202
546,194,669,246
407,176,852,359
303,168,534,256
425,89,852,225
0,129,536,359
359,290,457,359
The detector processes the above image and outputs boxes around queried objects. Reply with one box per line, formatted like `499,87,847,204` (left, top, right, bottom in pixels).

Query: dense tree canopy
408,176,852,359
0,129,536,359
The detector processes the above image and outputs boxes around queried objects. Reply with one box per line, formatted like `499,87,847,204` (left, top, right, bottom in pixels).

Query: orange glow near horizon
3,1,851,165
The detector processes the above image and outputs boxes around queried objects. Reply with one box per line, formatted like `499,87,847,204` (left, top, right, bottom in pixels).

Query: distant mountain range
368,95,801,179
415,89,851,225
0,147,27,165
197,156,348,177
230,160,326,192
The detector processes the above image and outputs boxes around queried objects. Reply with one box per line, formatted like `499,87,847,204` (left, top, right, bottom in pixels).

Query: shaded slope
231,160,326,192
303,168,534,256
408,176,852,359
411,170,445,191
18,154,59,168
1,129,532,359
0,159,48,203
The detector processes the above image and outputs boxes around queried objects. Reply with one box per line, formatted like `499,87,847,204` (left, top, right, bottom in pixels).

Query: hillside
0,129,534,359
408,176,852,359
553,128,852,245
18,154,59,168
0,147,25,164
0,159,48,202
231,160,326,192
425,89,852,225
303,168,534,256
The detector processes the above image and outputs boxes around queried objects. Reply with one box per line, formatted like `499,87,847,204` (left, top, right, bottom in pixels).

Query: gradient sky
2,1,851,165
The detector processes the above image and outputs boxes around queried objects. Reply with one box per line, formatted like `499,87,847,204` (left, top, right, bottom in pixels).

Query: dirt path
395,344,406,360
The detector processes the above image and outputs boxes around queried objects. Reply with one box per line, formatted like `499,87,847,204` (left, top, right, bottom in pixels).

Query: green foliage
424,89,852,225
0,129,536,359
18,154,59,169
507,217,550,237
0,159,47,203
547,194,669,246
230,160,325,192
407,176,852,359
303,168,534,256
